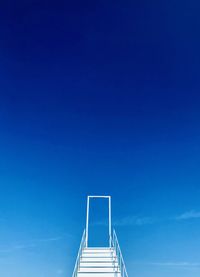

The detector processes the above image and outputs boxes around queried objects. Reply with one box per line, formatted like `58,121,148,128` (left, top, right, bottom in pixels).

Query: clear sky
0,0,200,277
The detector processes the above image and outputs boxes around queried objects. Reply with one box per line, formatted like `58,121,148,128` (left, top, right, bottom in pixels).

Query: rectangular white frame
85,195,112,247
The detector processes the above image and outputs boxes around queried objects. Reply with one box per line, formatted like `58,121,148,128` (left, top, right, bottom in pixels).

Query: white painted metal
72,230,86,277
109,197,111,247
111,230,128,277
85,196,90,248
72,196,128,277
77,272,121,277
80,257,114,263
80,262,119,267
85,195,112,248
77,247,120,277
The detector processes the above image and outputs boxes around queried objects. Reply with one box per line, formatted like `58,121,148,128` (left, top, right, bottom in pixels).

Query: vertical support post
85,196,90,247
109,196,112,247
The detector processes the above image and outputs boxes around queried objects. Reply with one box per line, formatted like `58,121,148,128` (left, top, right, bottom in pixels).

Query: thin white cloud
133,261,200,269
56,269,64,275
147,262,200,267
13,243,36,250
93,210,200,228
0,248,13,253
175,210,200,220
0,236,64,254
113,210,200,226
93,216,155,227
35,236,63,242
113,216,155,226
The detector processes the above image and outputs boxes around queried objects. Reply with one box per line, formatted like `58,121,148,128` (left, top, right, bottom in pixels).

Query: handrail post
109,196,112,247
85,196,89,247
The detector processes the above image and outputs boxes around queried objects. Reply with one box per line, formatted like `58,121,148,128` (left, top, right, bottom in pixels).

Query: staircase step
80,262,119,267
80,257,116,262
77,272,121,277
83,248,114,253
79,267,120,273
82,253,114,258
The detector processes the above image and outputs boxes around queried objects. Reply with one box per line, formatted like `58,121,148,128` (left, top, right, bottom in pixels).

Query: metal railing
72,229,86,277
111,229,128,277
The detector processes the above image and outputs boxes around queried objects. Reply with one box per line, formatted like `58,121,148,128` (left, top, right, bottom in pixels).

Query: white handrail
72,229,86,277
112,229,128,277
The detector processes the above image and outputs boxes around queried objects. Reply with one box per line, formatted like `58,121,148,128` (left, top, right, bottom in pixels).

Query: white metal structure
86,196,111,247
72,196,128,277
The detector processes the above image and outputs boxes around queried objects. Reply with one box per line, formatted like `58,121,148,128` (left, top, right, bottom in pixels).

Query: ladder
72,196,128,277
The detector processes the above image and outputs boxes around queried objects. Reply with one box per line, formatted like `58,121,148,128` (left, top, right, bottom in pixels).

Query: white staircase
78,247,120,277
72,196,128,277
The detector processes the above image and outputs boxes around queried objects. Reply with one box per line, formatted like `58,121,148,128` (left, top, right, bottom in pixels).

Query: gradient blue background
0,0,200,276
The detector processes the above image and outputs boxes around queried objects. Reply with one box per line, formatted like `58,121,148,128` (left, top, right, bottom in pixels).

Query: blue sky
0,0,200,276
